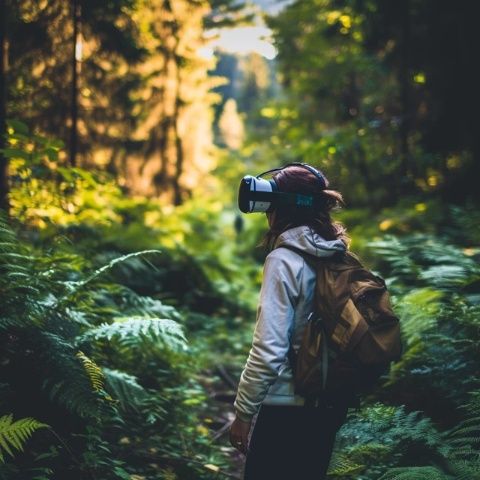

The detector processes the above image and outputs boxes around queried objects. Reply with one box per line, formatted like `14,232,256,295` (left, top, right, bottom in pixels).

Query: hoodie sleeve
233,250,302,422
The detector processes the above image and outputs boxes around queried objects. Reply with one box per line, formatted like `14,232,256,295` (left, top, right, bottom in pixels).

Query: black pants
244,402,348,480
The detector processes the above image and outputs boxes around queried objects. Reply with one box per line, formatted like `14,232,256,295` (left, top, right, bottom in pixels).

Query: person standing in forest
230,163,351,479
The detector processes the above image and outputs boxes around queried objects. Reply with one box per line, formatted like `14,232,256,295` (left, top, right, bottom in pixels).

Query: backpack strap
279,245,330,400
279,245,316,375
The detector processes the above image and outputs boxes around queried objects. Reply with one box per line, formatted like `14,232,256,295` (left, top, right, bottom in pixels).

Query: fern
89,284,182,321
394,288,443,345
327,451,365,476
52,250,163,310
103,368,168,425
366,390,480,480
0,415,48,464
367,233,480,292
0,217,41,329
442,390,480,464
78,317,187,352
367,235,421,284
103,368,148,412
334,403,444,479
76,351,105,393
36,332,109,419
420,264,480,290
378,466,450,480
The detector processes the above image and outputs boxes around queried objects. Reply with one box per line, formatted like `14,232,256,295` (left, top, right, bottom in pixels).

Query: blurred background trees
2,0,250,206
3,0,478,209
266,0,480,207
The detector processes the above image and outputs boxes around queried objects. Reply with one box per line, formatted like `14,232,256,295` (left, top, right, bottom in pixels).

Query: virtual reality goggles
238,162,327,214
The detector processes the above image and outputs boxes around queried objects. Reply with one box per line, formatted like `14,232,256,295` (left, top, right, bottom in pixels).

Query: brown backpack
285,247,403,405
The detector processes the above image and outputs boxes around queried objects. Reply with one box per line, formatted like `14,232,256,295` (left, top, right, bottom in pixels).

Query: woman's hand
229,416,252,455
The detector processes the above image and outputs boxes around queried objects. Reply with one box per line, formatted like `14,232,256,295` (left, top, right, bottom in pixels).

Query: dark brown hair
263,165,350,250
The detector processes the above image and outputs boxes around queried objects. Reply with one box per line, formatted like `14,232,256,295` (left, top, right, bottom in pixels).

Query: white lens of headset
249,176,272,212
238,175,274,213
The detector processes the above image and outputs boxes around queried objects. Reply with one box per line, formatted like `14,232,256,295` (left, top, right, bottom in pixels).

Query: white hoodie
234,225,347,422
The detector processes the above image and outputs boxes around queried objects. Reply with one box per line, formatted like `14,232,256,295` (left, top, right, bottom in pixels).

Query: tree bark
399,0,410,182
0,0,9,214
69,0,81,167
173,52,184,206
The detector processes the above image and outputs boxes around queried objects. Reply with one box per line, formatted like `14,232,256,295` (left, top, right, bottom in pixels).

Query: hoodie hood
274,225,347,258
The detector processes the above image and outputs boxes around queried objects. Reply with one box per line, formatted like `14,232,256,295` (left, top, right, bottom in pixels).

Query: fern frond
37,332,108,418
103,368,148,412
91,285,182,321
420,264,480,290
378,466,449,480
78,317,187,352
446,459,480,480
375,391,480,480
367,235,420,281
443,389,480,462
0,415,48,464
368,233,480,291
395,288,443,345
327,451,365,476
338,403,442,453
53,250,163,309
76,351,105,393
0,216,42,329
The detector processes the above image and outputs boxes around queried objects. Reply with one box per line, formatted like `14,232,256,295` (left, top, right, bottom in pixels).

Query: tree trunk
0,0,9,214
399,0,410,182
69,0,81,167
172,46,184,206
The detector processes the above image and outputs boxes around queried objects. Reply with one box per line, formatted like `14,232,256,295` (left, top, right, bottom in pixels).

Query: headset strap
257,162,327,190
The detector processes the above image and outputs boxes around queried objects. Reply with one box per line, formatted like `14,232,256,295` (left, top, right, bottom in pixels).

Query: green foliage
328,451,365,476
0,415,48,464
76,351,106,394
373,390,480,480
4,121,126,230
378,467,451,480
0,213,195,476
441,390,480,477
103,368,149,413
394,288,443,345
334,403,443,477
79,317,187,353
327,226,480,479
0,215,41,329
37,331,110,419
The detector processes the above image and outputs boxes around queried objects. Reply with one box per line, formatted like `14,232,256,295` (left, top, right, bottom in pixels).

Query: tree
358,0,480,201
0,0,8,213
219,98,244,149
123,0,220,203
7,0,143,165
266,0,480,206
69,0,81,167
4,0,252,203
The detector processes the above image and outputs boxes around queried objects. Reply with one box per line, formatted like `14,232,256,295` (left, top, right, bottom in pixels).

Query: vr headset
238,162,327,214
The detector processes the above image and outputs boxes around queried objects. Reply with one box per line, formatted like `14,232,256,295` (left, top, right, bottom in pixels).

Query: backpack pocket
332,298,366,352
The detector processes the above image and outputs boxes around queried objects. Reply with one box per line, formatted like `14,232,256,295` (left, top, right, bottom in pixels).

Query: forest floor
203,366,245,479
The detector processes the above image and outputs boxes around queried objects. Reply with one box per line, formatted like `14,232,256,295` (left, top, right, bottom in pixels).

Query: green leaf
0,415,49,464
1,148,30,160
7,119,29,135
78,317,187,352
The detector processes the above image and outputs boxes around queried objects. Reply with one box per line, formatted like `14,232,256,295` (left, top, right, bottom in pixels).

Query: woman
230,163,351,480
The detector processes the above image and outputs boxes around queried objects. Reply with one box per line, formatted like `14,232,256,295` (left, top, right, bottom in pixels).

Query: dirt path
202,365,245,479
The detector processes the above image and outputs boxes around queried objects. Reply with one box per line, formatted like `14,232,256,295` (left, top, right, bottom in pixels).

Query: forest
0,0,479,478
